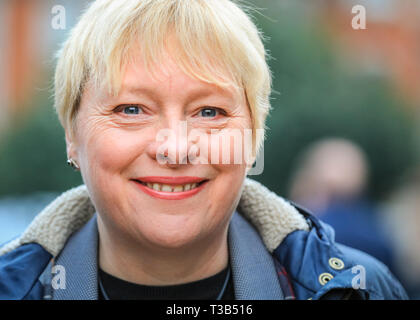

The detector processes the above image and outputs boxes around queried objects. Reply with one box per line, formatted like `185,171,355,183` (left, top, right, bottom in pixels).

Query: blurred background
0,0,419,298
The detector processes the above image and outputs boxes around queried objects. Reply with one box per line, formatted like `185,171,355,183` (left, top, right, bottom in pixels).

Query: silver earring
67,158,80,170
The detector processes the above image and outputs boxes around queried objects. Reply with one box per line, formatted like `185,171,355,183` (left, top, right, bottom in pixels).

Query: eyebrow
124,84,236,102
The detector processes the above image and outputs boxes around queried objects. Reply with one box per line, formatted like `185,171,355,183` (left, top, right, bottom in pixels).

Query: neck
97,216,230,286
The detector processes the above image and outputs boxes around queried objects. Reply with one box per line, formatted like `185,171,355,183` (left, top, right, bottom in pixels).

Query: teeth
173,185,184,192
161,184,172,192
143,181,202,192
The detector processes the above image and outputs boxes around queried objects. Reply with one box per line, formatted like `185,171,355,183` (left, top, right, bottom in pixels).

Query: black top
98,265,235,300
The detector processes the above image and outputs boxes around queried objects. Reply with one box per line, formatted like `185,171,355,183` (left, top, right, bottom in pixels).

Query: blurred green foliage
0,1,417,199
0,103,83,196
252,1,418,199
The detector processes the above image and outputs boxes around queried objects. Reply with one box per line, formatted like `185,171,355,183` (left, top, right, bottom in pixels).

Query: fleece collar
0,178,309,257
51,211,285,300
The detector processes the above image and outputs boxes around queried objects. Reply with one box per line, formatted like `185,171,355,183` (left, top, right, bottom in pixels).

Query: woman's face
67,53,252,249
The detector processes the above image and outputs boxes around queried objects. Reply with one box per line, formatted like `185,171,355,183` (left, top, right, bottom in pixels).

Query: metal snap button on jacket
319,272,334,285
329,257,345,270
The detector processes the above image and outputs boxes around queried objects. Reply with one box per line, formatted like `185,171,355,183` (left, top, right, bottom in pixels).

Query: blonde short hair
54,0,272,154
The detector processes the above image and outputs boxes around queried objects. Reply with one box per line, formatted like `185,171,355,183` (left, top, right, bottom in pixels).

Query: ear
244,147,257,176
65,130,78,161
245,162,254,176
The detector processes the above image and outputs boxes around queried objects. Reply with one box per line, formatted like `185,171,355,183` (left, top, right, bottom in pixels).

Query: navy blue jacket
0,202,408,300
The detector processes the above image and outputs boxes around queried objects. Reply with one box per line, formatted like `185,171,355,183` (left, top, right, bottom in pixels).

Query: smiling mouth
131,177,209,199
135,180,207,193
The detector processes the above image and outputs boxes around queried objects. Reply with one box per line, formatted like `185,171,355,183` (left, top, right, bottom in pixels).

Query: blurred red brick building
318,0,420,108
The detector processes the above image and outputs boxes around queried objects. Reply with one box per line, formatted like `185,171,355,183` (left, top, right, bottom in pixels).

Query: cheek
77,124,150,178
191,128,253,167
208,164,246,222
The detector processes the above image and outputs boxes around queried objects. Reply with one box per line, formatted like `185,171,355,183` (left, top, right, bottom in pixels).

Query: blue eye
122,105,142,115
199,108,218,118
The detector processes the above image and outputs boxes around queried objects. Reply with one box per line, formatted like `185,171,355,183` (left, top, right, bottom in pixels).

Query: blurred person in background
383,168,420,299
289,138,396,275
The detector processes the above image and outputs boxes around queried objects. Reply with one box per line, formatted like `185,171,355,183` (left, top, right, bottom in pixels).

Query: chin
130,213,205,249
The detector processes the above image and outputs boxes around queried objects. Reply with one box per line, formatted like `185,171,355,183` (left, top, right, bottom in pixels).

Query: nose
146,120,190,167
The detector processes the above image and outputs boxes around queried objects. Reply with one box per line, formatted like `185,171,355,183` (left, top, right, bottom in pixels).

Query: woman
0,0,407,300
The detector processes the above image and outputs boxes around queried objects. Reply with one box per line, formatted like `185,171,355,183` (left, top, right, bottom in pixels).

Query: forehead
117,50,242,102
